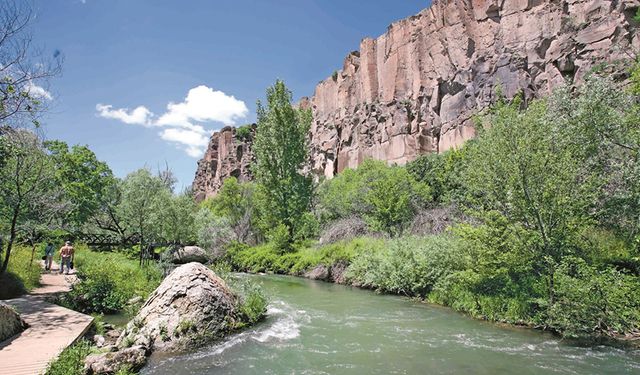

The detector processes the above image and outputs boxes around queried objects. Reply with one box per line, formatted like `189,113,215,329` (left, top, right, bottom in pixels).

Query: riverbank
143,274,640,375
223,234,640,347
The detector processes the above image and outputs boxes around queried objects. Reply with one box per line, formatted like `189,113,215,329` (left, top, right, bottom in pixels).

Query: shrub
317,160,430,236
225,237,383,276
63,274,125,314
60,245,162,314
235,280,268,325
346,235,465,296
235,124,253,141
544,257,640,338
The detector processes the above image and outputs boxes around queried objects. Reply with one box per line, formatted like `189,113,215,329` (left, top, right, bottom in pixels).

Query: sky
31,0,429,190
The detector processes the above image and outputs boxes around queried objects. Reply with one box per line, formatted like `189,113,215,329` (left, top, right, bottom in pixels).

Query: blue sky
32,0,428,190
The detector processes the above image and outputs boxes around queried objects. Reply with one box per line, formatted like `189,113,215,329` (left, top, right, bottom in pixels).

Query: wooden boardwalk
0,264,94,375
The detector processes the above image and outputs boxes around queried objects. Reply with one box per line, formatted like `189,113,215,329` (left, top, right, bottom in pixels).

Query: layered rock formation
193,0,640,192
309,0,640,177
193,125,255,201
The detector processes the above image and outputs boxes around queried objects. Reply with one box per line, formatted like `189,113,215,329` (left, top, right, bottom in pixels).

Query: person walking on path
59,241,74,275
43,242,55,271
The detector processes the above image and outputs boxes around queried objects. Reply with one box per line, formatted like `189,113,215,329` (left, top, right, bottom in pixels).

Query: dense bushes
317,160,430,236
546,257,640,338
61,245,163,314
346,235,466,296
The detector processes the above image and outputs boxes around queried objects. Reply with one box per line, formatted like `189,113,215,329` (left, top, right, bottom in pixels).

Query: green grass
45,339,139,375
0,245,42,299
225,237,384,275
45,339,95,375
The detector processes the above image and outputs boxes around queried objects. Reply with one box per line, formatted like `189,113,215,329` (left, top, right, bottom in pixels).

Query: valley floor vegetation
199,70,640,341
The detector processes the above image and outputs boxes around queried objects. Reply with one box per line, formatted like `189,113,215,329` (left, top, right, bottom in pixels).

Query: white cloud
156,85,248,127
25,82,52,100
96,104,153,126
96,85,247,157
159,126,210,158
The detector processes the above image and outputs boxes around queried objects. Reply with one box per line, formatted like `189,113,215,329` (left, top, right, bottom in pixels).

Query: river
142,274,640,374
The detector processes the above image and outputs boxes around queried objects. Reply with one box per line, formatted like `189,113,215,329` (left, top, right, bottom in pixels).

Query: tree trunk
0,205,20,274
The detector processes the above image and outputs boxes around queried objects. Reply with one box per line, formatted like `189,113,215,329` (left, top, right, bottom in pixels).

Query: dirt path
0,263,93,375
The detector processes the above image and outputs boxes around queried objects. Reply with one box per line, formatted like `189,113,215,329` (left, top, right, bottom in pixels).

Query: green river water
142,274,640,374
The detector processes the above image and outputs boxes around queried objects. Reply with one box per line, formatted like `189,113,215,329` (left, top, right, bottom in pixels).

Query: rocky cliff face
194,0,640,193
309,0,640,177
192,125,255,201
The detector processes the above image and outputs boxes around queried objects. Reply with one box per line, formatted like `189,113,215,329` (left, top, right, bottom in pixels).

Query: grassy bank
0,245,42,299
222,233,640,341
58,244,163,314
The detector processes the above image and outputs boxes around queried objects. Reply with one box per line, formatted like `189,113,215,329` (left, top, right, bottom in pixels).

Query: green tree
549,75,640,249
159,191,197,245
252,80,312,244
118,168,169,264
317,159,430,236
205,177,256,243
463,95,597,305
406,148,466,204
0,130,54,274
45,140,115,228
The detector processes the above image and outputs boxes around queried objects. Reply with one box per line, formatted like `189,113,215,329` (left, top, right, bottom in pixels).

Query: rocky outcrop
171,246,209,264
309,0,640,178
0,302,26,342
193,0,640,192
192,125,255,201
116,262,238,351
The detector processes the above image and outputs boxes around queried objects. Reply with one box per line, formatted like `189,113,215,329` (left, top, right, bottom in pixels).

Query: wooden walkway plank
0,263,94,375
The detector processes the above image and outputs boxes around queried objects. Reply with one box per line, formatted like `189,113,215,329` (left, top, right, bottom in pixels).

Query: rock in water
84,346,147,375
171,246,209,264
117,262,238,351
0,302,26,342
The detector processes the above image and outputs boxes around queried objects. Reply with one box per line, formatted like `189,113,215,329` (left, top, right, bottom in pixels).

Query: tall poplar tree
252,80,312,244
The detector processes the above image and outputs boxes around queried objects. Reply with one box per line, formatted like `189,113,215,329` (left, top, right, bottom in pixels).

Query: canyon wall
309,0,640,177
194,0,640,196
192,125,255,201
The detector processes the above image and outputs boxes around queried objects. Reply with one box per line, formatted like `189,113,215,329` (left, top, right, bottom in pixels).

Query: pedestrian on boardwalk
44,242,55,271
59,241,75,275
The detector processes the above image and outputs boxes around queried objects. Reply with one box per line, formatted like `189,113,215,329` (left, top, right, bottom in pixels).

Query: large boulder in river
0,302,26,342
171,246,209,264
116,262,238,351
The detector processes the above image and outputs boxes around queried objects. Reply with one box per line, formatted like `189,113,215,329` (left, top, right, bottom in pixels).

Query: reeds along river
142,274,640,375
